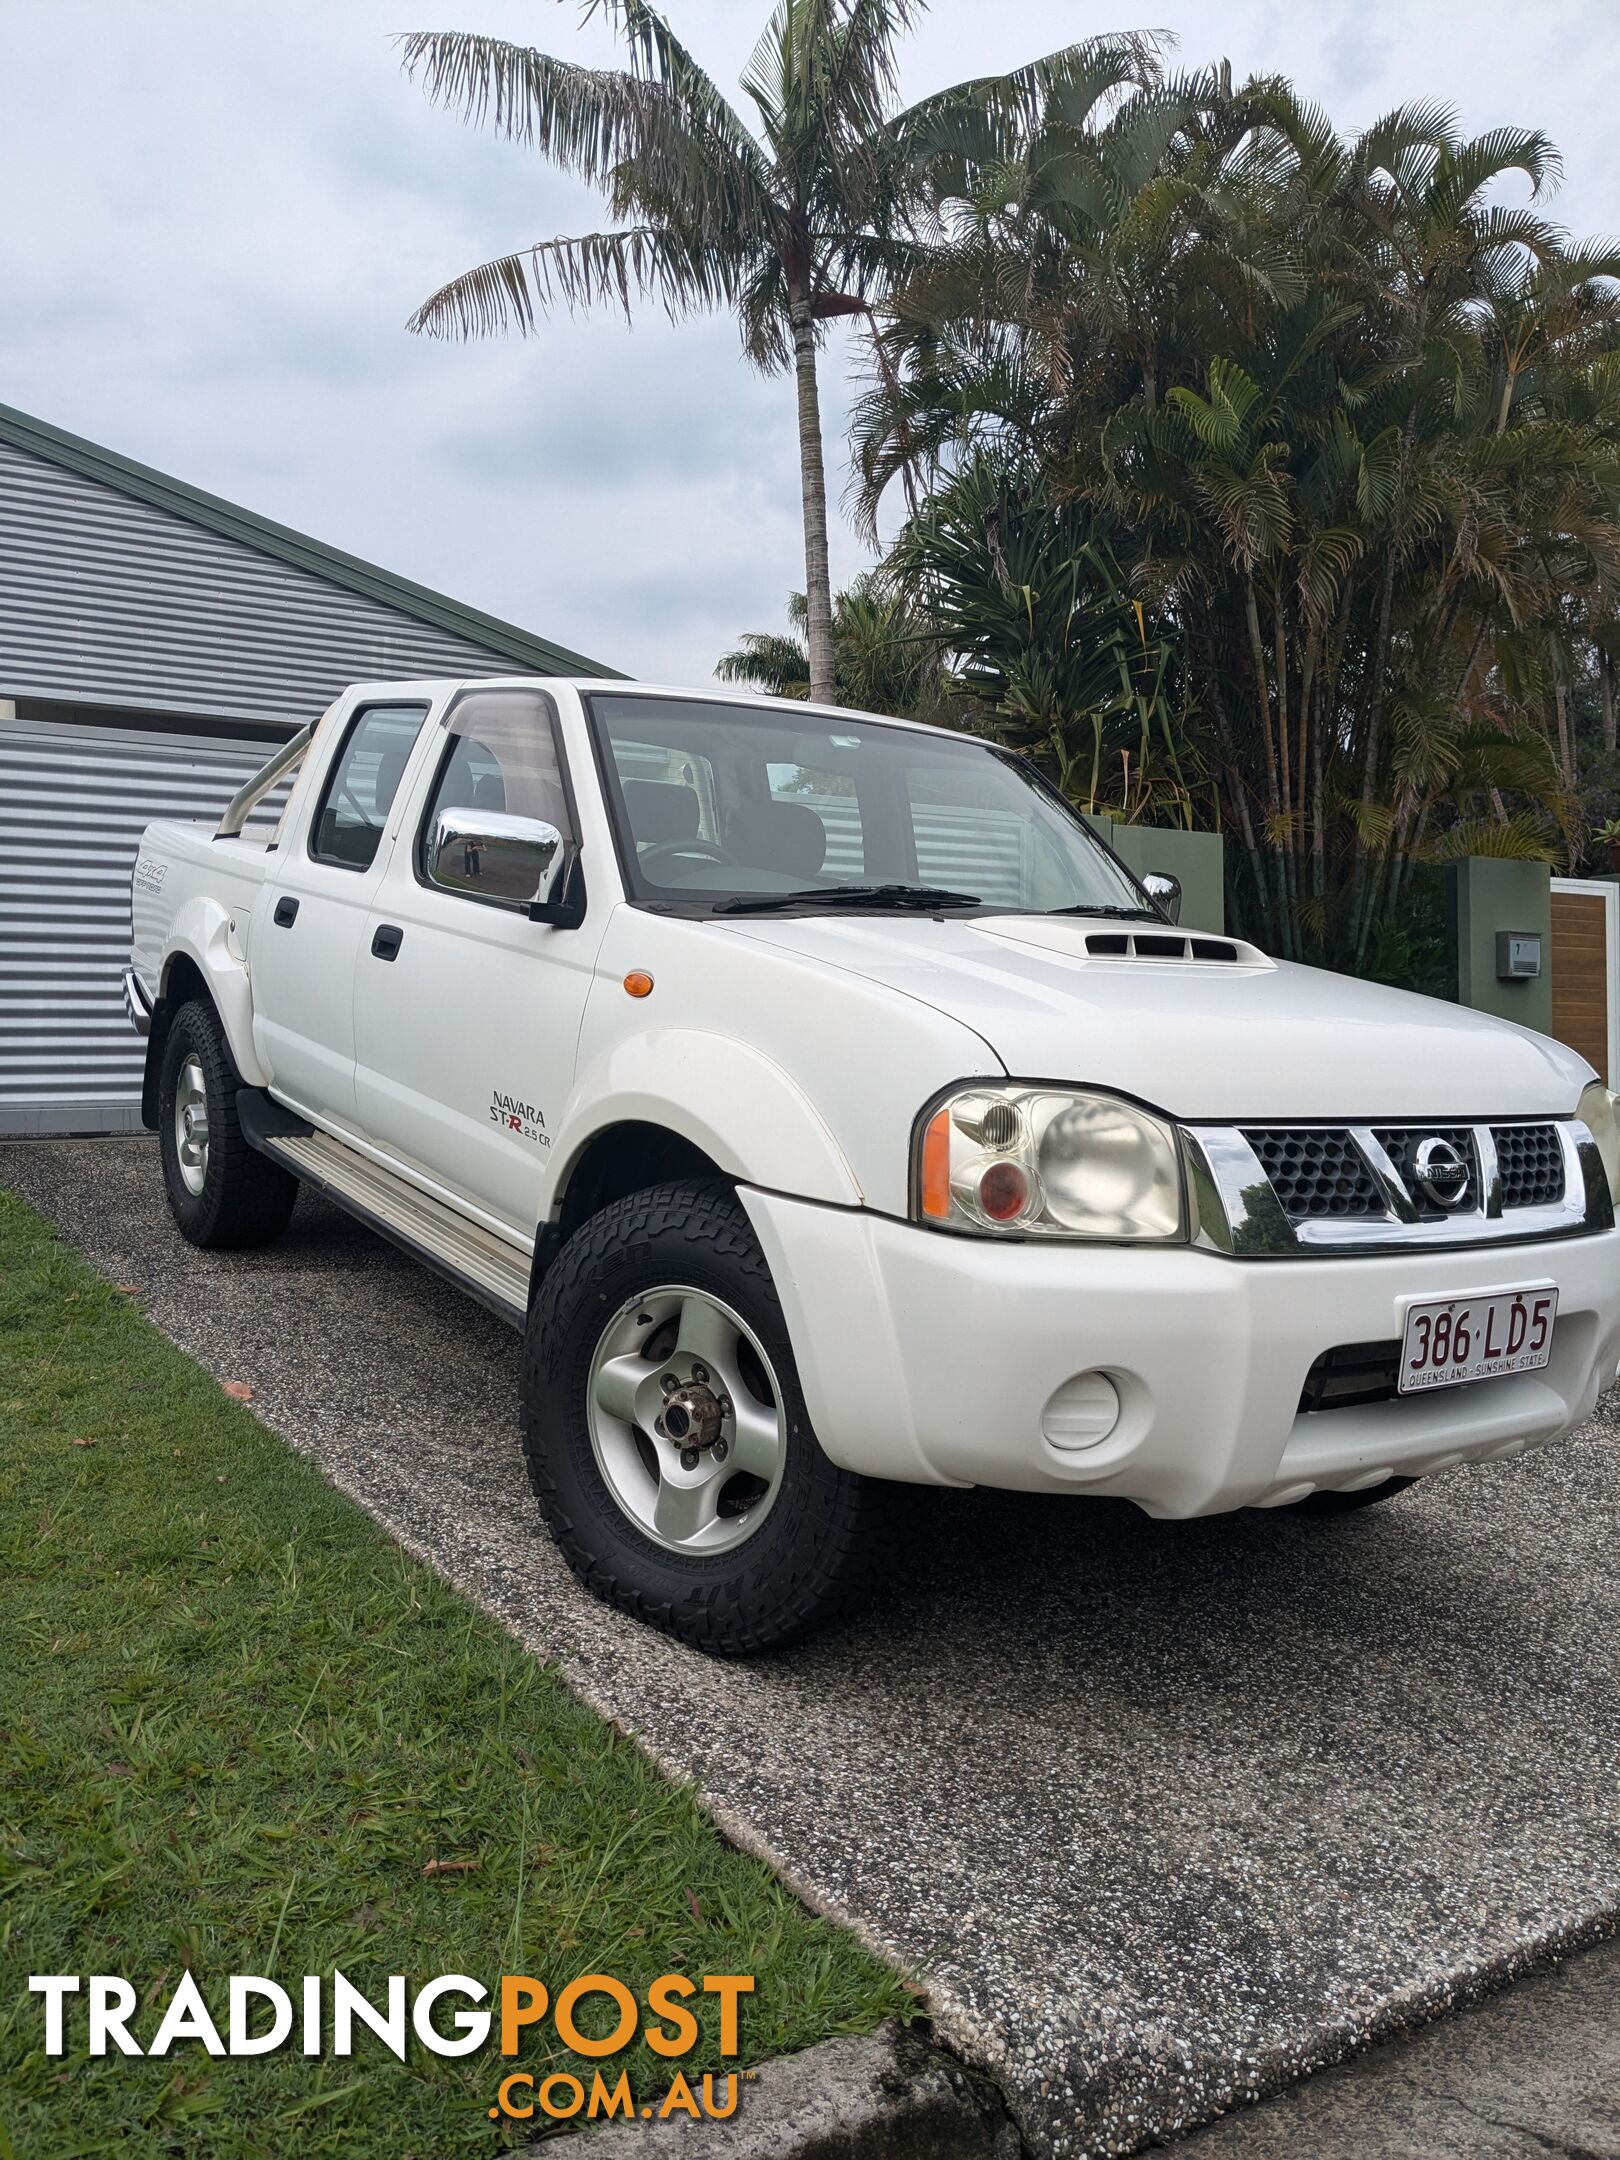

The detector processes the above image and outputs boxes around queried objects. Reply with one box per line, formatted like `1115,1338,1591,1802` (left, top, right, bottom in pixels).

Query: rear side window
310,703,428,870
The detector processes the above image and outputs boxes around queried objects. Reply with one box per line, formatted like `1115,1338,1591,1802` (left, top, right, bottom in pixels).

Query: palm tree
855,72,1619,958
721,570,963,721
716,571,953,719
402,1,1139,704
887,453,1194,818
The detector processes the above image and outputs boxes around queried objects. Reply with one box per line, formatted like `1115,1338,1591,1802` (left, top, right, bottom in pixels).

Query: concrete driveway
8,1136,1620,2159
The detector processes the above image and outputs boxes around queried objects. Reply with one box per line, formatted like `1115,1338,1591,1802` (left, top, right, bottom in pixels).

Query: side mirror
427,807,579,923
1142,871,1181,924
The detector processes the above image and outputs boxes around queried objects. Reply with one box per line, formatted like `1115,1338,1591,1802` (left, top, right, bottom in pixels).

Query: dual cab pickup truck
126,678,1620,1653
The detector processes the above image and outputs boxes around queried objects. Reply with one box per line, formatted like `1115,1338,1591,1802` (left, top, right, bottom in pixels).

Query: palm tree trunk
1555,680,1575,790
790,298,837,706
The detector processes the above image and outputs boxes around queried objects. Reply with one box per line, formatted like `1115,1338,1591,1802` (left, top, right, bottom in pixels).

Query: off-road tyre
1282,1476,1418,1515
522,1179,890,1655
157,999,298,1250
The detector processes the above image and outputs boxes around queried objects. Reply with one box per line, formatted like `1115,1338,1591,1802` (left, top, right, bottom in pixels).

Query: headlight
915,1085,1186,1240
1577,1079,1620,1203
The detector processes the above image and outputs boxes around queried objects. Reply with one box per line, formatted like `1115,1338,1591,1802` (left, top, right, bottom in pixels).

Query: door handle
370,924,404,962
273,896,299,928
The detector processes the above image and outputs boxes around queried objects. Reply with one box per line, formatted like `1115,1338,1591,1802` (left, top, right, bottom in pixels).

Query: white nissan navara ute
125,679,1620,1653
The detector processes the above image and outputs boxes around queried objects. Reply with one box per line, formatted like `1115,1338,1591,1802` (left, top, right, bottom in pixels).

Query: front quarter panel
555,1026,859,1206
556,906,1001,1217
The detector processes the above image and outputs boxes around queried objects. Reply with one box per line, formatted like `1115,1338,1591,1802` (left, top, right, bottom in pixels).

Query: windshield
586,693,1153,917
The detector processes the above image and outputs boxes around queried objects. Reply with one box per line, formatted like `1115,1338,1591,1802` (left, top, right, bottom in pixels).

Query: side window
419,687,575,907
310,703,429,870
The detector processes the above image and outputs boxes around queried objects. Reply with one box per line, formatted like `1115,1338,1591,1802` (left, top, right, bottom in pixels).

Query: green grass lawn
0,1187,912,2159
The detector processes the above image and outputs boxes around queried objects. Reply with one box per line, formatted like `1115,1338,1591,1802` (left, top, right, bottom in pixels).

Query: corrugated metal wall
0,436,529,727
0,429,587,1132
0,719,293,1134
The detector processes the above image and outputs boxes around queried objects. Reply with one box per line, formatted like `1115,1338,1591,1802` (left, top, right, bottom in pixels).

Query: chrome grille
1374,1126,1479,1220
1245,1129,1384,1219
1191,1118,1602,1255
1493,1123,1565,1209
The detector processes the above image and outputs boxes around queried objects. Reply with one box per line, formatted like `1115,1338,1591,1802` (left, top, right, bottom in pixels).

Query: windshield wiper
713,882,983,916
1042,903,1167,920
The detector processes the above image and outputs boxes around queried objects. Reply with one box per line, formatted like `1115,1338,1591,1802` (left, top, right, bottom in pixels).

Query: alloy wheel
173,1055,211,1196
586,1285,787,1555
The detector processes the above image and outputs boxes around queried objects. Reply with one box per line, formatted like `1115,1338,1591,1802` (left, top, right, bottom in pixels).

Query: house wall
0,437,533,732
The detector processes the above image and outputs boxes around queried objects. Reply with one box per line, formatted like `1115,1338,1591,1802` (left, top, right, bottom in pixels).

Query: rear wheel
521,1180,888,1655
157,1000,298,1249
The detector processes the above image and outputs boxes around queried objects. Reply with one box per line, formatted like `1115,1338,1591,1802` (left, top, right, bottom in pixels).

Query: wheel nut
660,1373,679,1395
691,1362,709,1383
718,1396,732,1418
680,1447,700,1471
713,1438,729,1463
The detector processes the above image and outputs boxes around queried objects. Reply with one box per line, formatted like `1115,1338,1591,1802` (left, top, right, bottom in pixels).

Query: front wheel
521,1181,888,1655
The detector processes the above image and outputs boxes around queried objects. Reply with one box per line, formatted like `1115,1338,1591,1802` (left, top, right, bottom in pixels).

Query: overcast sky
3,1,1618,684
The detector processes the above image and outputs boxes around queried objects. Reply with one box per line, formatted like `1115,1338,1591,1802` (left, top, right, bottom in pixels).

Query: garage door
0,717,289,1134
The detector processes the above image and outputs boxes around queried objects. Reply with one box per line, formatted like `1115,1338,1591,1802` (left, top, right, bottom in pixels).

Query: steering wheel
639,838,733,876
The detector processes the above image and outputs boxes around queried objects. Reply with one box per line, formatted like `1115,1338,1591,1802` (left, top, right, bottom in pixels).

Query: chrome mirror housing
428,806,569,908
1142,871,1182,924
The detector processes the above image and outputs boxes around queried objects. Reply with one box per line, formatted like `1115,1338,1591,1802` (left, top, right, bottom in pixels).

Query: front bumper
740,1190,1620,1514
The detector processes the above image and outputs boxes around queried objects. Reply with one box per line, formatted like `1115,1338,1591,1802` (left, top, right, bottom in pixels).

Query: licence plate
1398,1288,1557,1394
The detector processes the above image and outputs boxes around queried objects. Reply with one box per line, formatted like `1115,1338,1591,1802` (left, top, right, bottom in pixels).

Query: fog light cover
916,1085,1185,1240
1041,1370,1121,1450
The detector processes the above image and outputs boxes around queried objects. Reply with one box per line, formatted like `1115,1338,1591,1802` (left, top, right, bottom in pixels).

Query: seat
726,799,828,880
373,748,410,817
623,779,702,847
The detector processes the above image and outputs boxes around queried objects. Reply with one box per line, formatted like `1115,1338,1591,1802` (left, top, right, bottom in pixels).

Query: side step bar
244,1105,529,1327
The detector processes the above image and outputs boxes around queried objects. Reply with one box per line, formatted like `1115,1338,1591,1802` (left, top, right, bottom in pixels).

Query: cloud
1,0,1617,683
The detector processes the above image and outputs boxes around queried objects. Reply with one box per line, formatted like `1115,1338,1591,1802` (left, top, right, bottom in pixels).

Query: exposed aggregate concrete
1178,1932,1620,2156
7,1137,1620,2158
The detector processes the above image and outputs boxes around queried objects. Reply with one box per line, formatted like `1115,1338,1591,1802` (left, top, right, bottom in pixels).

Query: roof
0,399,620,681
333,675,956,739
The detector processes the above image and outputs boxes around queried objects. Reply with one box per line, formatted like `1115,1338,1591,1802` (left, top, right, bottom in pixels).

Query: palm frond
408,226,750,337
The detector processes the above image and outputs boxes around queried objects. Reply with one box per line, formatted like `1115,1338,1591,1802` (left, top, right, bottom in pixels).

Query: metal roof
0,398,619,681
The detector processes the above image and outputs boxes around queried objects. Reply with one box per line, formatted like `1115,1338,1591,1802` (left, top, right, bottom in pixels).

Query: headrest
373,748,410,817
469,769,506,812
726,798,827,879
623,779,701,844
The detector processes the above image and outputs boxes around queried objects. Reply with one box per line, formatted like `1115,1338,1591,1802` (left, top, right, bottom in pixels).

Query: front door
352,686,605,1237
252,699,433,1128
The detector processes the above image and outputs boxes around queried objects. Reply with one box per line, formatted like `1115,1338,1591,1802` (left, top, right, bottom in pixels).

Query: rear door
352,686,606,1235
252,699,432,1128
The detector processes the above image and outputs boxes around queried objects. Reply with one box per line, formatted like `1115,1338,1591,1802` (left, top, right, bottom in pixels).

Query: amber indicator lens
920,1108,952,1217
